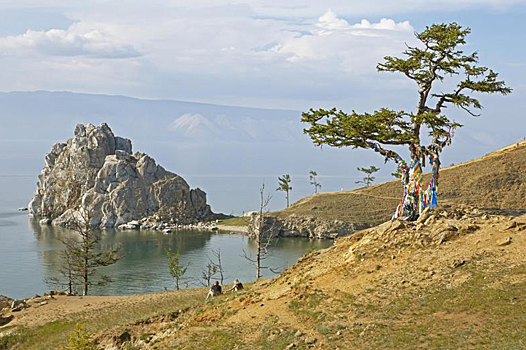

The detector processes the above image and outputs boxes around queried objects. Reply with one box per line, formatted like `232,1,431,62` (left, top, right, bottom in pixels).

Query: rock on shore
28,123,212,227
248,214,363,239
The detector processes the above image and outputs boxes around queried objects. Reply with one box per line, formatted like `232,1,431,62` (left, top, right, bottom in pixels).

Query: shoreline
215,224,248,234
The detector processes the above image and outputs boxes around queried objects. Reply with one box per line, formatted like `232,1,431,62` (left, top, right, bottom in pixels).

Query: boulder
28,123,213,227
39,218,52,225
0,295,13,310
248,214,363,239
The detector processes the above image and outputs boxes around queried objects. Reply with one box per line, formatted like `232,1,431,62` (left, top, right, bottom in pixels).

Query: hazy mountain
0,91,517,214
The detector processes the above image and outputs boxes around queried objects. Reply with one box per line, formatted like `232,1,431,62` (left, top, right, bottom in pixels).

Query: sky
0,1,525,213
0,0,524,110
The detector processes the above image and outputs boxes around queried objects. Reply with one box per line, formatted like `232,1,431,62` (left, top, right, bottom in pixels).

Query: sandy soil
3,207,526,349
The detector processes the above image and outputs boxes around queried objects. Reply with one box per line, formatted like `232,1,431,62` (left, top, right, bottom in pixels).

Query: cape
28,123,212,227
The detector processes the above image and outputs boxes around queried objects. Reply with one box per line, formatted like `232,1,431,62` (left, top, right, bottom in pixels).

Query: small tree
276,174,292,208
200,263,218,287
55,212,122,296
391,167,403,179
211,248,226,285
167,248,190,290
244,183,276,279
355,166,380,187
197,248,227,287
309,170,322,194
302,23,511,220
62,323,97,350
44,249,79,295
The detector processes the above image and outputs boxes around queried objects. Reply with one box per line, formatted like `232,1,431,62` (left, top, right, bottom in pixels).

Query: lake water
0,176,332,299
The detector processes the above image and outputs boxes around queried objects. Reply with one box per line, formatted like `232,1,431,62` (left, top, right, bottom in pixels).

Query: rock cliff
28,123,212,227
247,214,363,239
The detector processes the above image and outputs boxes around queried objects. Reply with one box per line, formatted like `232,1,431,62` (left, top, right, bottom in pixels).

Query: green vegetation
309,170,321,194
62,323,96,350
0,321,74,350
274,140,526,226
48,213,122,296
284,264,526,349
276,174,292,208
167,248,190,290
189,329,240,350
356,165,380,187
302,22,511,219
0,290,205,350
350,267,526,349
257,318,307,350
216,216,250,226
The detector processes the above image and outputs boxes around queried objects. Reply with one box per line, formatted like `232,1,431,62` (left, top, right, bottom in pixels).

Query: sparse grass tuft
62,323,96,350
216,216,250,226
258,318,306,350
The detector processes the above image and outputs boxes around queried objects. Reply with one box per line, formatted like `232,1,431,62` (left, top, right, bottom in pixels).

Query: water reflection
7,217,333,297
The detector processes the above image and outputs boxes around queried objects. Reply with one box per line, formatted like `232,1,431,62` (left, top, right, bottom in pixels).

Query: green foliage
0,331,24,350
216,216,250,227
187,329,241,350
276,174,292,207
309,170,322,194
55,213,122,296
167,248,189,290
0,321,74,350
356,165,380,187
302,22,511,164
276,174,292,192
62,323,96,350
391,168,402,179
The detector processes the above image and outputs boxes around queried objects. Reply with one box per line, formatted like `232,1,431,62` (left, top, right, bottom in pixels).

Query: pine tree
58,212,122,296
355,166,380,187
309,170,322,194
276,174,292,208
302,23,511,220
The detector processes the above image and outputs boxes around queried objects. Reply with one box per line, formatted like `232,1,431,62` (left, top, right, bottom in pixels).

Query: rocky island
28,123,214,227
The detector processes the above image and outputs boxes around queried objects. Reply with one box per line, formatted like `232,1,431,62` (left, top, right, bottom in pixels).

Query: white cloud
316,9,350,32
353,18,413,31
0,23,140,58
270,11,416,72
0,1,521,110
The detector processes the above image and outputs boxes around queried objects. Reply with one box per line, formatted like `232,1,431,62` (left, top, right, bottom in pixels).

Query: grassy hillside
3,142,526,349
275,140,526,226
3,206,524,349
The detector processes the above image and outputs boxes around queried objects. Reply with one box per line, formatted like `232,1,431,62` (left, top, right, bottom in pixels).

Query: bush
62,323,96,350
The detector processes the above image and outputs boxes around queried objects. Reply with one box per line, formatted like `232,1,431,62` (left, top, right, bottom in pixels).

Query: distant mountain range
0,91,517,214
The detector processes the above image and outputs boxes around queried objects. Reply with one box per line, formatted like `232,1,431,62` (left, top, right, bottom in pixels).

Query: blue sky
0,1,524,110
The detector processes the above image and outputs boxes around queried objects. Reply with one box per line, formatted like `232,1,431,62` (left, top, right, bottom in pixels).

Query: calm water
0,176,332,299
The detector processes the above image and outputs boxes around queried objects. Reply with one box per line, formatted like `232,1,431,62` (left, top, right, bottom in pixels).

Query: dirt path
1,288,206,330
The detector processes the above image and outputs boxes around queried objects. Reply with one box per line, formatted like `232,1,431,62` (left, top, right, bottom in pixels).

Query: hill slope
3,142,526,349
275,140,526,226
3,206,526,349
101,208,526,349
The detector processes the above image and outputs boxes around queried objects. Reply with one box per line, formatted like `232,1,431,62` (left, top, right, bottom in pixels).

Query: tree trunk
83,255,89,296
286,191,289,208
256,219,262,279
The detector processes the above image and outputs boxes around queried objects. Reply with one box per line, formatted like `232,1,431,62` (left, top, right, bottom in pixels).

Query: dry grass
274,141,526,226
216,216,250,226
1,289,206,350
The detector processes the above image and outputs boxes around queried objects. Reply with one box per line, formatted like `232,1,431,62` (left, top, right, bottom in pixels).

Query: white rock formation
29,123,212,227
